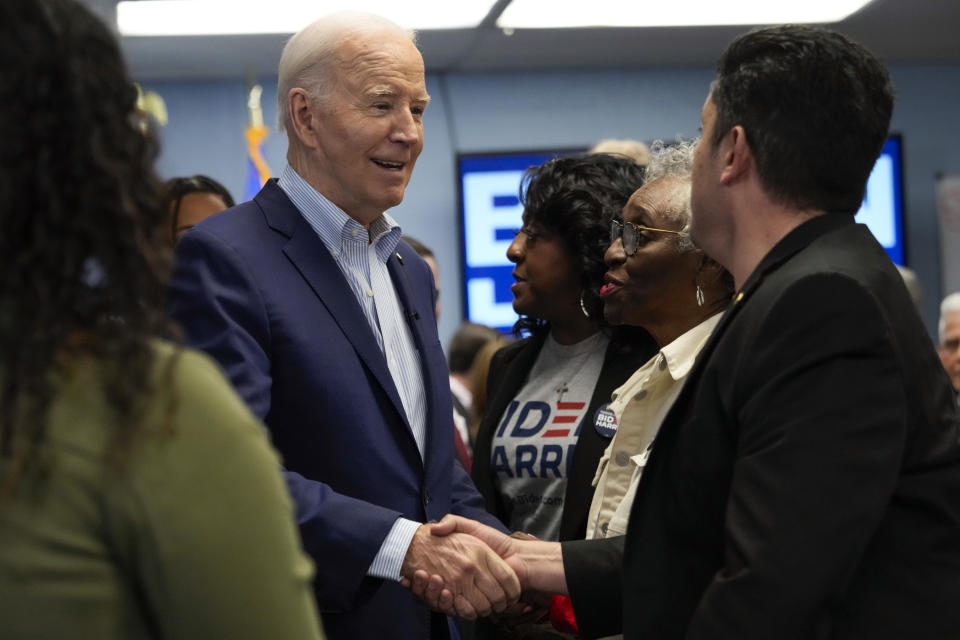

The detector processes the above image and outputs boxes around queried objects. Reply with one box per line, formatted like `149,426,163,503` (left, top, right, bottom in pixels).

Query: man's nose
391,110,420,143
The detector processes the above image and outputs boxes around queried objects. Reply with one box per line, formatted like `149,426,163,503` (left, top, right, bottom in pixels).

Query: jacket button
423,490,432,506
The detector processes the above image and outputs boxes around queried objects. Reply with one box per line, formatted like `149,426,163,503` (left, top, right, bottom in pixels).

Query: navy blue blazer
168,179,503,640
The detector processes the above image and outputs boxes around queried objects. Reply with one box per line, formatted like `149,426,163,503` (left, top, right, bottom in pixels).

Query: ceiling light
117,0,497,36
497,0,877,29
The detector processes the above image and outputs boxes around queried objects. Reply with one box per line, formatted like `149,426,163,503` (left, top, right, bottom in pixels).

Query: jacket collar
738,212,855,302
253,180,419,448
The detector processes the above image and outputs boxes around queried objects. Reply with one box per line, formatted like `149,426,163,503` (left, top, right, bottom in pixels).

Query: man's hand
400,523,521,620
408,515,569,606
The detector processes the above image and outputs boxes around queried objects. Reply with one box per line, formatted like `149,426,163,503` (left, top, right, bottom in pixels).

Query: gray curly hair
641,139,698,252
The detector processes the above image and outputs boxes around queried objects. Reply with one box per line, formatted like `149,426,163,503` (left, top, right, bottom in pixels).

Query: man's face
939,311,960,392
307,32,429,224
689,94,726,256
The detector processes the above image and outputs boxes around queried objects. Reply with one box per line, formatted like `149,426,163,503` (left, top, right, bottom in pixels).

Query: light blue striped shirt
278,165,426,581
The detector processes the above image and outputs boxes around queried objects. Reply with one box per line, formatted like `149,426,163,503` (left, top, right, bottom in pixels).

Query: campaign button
593,404,618,438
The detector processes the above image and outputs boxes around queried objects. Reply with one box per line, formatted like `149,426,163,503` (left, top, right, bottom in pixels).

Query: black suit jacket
472,329,655,542
564,214,960,639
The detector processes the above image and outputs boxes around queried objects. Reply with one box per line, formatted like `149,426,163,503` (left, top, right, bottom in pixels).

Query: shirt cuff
368,517,422,581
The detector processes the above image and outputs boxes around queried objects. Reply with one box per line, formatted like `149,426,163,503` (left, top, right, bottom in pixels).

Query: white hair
939,292,960,343
276,11,415,135
642,139,697,251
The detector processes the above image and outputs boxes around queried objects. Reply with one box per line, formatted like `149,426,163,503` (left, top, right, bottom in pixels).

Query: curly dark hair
513,153,645,336
710,25,893,213
164,175,235,243
0,0,175,493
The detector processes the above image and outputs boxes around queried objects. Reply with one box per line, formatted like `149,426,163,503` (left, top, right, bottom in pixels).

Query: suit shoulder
751,269,884,332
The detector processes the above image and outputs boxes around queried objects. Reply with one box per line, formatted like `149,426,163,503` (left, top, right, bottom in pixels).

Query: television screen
458,151,575,332
854,135,905,265
459,137,905,331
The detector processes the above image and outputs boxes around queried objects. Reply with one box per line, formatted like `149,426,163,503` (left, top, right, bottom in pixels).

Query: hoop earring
579,290,590,318
696,284,705,307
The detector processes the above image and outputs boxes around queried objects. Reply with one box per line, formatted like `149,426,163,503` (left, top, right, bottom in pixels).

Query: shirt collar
277,164,402,262
659,312,724,380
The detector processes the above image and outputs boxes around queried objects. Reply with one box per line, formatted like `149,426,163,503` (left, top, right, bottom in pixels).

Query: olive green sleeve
107,348,325,639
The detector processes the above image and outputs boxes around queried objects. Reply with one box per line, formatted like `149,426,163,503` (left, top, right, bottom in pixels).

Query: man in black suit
418,25,960,639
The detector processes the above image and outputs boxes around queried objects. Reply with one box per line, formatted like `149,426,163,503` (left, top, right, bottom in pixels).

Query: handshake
399,515,568,621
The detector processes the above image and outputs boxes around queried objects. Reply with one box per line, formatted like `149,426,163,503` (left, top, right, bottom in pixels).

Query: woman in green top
0,1,324,638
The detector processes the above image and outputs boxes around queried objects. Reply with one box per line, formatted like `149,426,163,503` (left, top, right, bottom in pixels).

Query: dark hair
448,323,501,373
710,25,893,213
402,236,434,260
0,0,174,491
514,153,645,335
164,175,235,241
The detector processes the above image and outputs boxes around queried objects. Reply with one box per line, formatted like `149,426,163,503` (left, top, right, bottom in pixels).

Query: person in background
469,336,512,441
938,292,960,396
896,265,923,311
0,1,324,638
447,322,503,471
589,139,650,167
403,235,441,319
167,11,518,639
164,174,235,242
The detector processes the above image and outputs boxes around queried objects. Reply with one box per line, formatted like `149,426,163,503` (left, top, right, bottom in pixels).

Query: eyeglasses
610,219,688,256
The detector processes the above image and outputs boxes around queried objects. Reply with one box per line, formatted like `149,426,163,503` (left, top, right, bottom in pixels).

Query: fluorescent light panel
497,0,877,29
117,0,497,36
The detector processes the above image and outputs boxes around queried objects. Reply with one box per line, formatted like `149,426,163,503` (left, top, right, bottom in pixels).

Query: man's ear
288,88,320,149
719,125,753,186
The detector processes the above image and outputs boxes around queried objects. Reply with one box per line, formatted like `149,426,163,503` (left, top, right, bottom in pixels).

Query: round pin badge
593,403,618,438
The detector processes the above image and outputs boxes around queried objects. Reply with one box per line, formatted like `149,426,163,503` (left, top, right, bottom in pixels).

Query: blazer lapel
255,182,410,427
387,253,428,363
386,253,434,425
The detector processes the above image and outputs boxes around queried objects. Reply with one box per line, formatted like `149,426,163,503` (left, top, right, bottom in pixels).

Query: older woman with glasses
589,140,733,545
538,142,733,636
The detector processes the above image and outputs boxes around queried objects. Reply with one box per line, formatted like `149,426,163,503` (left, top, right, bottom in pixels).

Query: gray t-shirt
491,331,609,540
